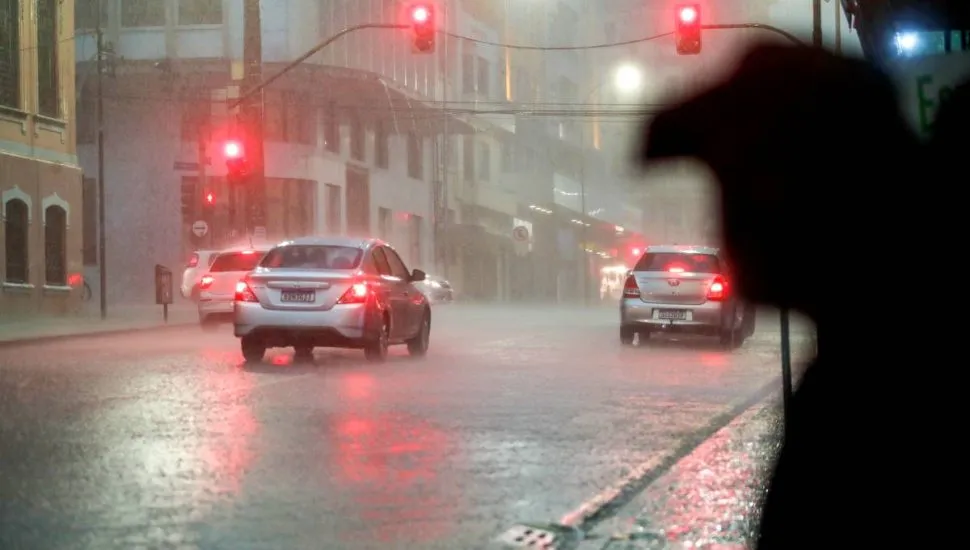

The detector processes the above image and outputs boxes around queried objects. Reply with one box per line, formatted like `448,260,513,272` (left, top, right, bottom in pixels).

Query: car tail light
234,280,258,302
199,275,214,289
707,276,727,301
187,253,200,268
337,282,369,304
667,266,685,273
623,275,640,298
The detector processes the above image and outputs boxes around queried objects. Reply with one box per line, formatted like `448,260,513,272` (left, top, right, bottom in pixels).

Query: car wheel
364,315,389,363
407,309,431,357
620,325,636,346
241,336,266,362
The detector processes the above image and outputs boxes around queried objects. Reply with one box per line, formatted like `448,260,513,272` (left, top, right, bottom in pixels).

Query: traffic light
409,4,435,53
675,4,702,55
224,139,248,178
204,190,215,206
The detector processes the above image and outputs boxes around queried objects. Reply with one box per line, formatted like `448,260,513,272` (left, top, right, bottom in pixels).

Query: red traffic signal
675,4,702,55
409,4,435,53
204,191,215,205
224,140,243,159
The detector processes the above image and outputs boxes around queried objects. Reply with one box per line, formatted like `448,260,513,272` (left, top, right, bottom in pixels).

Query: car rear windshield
260,245,363,270
634,252,721,274
209,251,265,272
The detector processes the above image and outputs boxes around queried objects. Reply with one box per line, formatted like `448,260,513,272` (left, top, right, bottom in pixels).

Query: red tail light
187,253,200,268
234,280,258,302
199,275,214,289
337,282,369,304
707,275,727,301
623,275,640,298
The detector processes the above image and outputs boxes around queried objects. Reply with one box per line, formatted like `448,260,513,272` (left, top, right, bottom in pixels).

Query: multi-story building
72,0,633,305
1,0,83,316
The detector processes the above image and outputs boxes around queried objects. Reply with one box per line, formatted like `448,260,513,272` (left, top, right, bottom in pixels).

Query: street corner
582,402,783,550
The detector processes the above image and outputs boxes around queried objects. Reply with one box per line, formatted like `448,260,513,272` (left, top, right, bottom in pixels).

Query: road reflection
198,364,258,497
328,372,460,545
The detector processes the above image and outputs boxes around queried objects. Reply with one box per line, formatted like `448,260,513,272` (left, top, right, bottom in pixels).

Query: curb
0,320,198,348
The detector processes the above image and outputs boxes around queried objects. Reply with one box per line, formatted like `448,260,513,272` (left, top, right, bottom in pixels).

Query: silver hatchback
233,236,431,363
619,245,754,348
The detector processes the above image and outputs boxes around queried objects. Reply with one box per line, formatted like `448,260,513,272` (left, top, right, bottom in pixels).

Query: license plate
280,290,315,303
658,310,687,320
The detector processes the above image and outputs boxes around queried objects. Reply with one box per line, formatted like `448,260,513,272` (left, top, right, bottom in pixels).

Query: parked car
233,236,431,363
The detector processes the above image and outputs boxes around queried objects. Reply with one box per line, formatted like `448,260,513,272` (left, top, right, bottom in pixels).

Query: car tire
620,325,636,346
364,315,389,363
407,309,431,357
241,336,266,362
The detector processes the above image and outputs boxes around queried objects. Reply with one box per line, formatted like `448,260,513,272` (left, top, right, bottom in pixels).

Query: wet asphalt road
0,305,789,550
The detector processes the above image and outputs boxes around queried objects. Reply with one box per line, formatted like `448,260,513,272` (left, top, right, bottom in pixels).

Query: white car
181,249,220,300
197,246,271,329
233,236,431,363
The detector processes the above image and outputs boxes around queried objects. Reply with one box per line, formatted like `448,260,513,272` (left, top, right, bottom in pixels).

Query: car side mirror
410,268,426,282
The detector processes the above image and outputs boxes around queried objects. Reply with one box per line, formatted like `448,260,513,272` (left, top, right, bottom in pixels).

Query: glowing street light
614,64,644,93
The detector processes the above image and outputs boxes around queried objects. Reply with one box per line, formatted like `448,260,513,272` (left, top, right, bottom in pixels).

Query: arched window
4,199,29,283
44,205,67,285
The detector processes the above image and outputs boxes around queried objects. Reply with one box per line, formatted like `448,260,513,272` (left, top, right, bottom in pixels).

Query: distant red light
205,192,215,204
679,6,698,24
411,6,430,23
631,247,641,256
224,141,242,158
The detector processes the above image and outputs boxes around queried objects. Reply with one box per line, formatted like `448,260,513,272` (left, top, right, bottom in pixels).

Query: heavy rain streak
16,0,941,548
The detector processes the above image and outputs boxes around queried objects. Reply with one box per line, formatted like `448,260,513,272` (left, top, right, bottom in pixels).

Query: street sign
192,220,209,237
512,225,529,242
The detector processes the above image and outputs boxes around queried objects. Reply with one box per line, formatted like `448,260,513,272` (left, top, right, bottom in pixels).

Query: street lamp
577,64,645,306
614,64,644,94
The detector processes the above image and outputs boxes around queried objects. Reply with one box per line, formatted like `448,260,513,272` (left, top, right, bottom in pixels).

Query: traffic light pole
95,2,108,319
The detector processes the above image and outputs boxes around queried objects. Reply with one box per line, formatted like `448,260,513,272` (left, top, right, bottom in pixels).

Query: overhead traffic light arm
701,23,806,46
229,23,408,109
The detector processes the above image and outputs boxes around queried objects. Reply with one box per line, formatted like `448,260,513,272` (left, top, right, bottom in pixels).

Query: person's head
640,43,919,319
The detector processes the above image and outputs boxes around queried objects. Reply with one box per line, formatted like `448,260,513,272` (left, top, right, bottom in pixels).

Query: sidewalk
0,303,198,344
586,402,782,550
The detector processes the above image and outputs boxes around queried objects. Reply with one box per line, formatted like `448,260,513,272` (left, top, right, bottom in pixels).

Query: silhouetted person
637,43,958,548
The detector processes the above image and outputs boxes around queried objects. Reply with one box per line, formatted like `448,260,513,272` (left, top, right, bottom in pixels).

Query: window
371,247,391,276
178,0,223,25
261,245,363,270
382,246,410,279
375,122,389,169
44,205,67,285
462,54,475,93
324,102,339,153
477,142,490,181
76,0,108,30
350,114,364,161
4,198,29,283
325,183,341,234
634,253,721,274
0,0,21,109
463,136,475,180
121,0,165,28
476,56,490,97
378,207,391,240
407,133,422,180
209,251,265,272
82,177,97,265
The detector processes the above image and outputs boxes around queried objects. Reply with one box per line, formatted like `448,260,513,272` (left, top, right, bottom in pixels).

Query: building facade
1,0,84,316
73,0,638,305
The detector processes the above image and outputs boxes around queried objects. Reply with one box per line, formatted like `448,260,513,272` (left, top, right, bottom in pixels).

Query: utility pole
812,0,823,47
95,0,107,319
242,0,265,240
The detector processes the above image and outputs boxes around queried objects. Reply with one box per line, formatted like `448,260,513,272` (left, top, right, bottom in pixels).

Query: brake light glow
667,266,685,273
242,250,256,255
337,282,369,304
234,280,258,302
199,275,214,289
707,276,727,301
623,275,640,298
187,253,200,268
